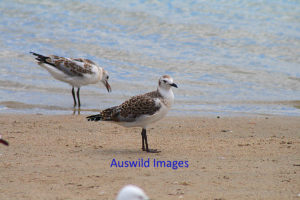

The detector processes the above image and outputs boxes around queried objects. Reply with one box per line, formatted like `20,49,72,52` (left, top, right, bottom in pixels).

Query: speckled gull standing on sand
0,135,9,146
116,185,149,200
30,52,111,107
87,75,178,153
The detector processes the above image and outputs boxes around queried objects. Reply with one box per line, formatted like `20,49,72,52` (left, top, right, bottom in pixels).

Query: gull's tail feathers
87,106,118,122
30,52,56,67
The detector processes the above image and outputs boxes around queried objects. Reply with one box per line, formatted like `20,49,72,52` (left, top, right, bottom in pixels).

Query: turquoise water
0,0,300,116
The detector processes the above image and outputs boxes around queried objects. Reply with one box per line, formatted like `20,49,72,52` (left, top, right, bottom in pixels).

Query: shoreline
1,99,300,117
0,114,299,199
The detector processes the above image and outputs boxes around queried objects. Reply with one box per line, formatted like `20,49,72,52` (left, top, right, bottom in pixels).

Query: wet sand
0,114,299,199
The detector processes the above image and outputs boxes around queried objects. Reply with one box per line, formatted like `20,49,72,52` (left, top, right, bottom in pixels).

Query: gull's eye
163,80,167,83
107,75,109,79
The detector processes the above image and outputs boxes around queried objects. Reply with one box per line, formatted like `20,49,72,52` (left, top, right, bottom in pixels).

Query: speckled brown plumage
87,90,163,122
35,53,94,76
73,58,96,65
118,90,162,118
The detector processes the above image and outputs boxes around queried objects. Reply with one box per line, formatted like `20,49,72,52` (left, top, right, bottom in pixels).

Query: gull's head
101,69,112,92
158,75,178,90
116,185,149,200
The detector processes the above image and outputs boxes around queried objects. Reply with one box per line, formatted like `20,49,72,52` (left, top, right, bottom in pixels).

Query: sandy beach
0,114,299,200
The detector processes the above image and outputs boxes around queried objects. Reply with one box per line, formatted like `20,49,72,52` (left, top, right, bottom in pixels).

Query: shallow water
0,0,300,116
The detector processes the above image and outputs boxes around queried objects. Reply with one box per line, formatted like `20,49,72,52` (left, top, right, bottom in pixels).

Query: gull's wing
87,91,162,122
117,93,162,121
31,52,96,77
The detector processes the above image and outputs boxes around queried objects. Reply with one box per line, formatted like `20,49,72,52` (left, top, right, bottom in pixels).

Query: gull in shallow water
30,52,111,107
87,75,177,153
0,135,9,146
116,185,149,200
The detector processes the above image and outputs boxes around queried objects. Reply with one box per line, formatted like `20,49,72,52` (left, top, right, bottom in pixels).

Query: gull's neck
157,86,174,108
97,67,103,81
158,86,174,99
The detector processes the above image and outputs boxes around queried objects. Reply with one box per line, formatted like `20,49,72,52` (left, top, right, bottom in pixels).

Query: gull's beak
0,139,9,146
0,135,9,146
104,80,112,92
170,83,178,88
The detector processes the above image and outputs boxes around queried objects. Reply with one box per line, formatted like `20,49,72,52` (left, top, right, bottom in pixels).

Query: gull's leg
141,129,145,151
142,129,160,153
72,87,77,107
77,87,81,107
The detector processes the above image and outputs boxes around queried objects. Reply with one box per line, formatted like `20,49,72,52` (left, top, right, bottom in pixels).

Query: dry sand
0,114,299,200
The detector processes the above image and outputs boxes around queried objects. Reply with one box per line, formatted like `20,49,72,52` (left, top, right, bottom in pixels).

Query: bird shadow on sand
91,148,157,156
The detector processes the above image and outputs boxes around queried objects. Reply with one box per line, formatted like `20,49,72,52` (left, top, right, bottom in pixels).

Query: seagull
116,185,149,200
87,75,177,153
30,52,111,107
0,135,9,146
